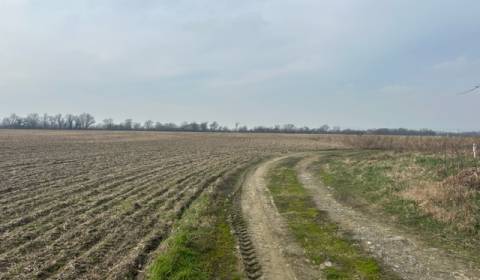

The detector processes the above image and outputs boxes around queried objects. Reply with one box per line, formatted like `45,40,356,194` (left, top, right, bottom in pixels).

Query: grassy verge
313,150,480,263
267,157,399,280
146,173,247,280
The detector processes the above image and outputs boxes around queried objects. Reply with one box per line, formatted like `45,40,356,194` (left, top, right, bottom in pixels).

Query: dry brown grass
338,134,478,154
325,146,480,233
401,172,480,232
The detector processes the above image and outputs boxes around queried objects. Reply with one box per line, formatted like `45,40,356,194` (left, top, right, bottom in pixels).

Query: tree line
0,112,463,136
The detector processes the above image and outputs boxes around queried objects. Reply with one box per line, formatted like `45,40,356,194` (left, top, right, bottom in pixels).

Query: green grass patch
267,157,399,280
147,183,243,280
414,153,479,179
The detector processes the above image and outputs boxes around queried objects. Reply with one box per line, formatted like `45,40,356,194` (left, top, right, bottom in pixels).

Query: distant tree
133,122,142,130
41,113,49,128
191,122,200,131
209,121,219,132
179,121,189,131
331,126,341,133
1,117,10,128
86,114,95,129
0,112,446,136
78,113,95,129
299,126,310,133
123,119,133,130
144,120,154,130
11,113,22,128
65,114,76,129
318,124,330,133
47,115,56,128
53,114,65,129
103,118,114,130
283,124,296,133
154,122,163,130
73,115,82,129
25,113,40,128
200,122,209,132
164,122,177,131
2,114,20,128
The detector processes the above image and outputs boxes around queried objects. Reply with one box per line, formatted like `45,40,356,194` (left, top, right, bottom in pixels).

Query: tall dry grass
337,134,477,154
334,134,480,232
401,179,479,232
338,134,480,176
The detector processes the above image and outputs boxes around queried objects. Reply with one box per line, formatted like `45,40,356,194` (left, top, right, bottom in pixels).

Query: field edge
144,160,262,280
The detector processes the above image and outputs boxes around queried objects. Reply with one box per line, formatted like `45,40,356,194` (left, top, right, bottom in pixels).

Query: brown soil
0,130,336,280
240,156,322,280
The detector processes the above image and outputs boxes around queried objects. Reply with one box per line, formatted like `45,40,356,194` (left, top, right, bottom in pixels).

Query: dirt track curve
297,155,480,280
240,154,480,280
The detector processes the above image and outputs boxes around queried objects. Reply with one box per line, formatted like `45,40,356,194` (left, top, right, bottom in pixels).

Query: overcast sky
1,0,479,131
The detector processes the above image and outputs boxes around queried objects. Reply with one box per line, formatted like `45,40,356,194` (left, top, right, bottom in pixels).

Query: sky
0,0,479,131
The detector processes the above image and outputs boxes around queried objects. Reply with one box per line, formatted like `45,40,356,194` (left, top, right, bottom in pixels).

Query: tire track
230,193,263,279
240,157,298,280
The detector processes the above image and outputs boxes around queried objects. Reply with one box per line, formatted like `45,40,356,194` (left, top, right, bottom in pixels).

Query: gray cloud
1,0,479,130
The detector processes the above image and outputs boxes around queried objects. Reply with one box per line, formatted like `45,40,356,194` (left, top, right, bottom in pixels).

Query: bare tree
319,124,330,133
2,114,16,128
144,120,154,130
78,113,95,129
74,116,82,129
209,121,219,132
25,113,40,128
331,126,341,133
103,118,114,130
123,119,133,130
53,114,65,129
200,122,208,131
65,114,75,129
133,122,142,130
191,122,200,131
1,117,10,127
47,115,57,128
41,113,49,129
283,124,296,133
86,114,95,129
12,113,22,127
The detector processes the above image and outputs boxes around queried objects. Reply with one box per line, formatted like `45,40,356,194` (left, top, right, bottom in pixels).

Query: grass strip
146,176,245,280
267,157,399,280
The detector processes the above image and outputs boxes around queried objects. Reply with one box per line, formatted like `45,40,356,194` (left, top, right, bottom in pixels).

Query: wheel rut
238,157,320,280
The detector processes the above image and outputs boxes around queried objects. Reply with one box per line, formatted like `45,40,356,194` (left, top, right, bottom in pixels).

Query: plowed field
0,130,334,279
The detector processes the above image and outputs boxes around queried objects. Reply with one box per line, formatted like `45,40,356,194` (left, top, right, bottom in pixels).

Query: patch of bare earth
298,156,480,280
241,157,322,280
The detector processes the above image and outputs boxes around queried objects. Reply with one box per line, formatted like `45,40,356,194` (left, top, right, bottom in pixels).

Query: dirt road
297,156,480,280
240,154,480,280
240,157,321,280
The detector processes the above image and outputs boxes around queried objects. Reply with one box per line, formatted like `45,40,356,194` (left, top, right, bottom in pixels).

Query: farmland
1,130,480,280
0,130,335,279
